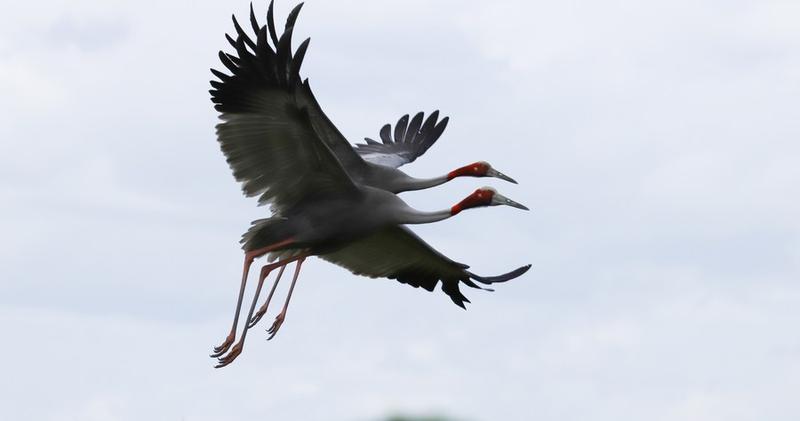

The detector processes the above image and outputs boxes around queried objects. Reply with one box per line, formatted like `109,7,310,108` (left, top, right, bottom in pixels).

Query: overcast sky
1,0,799,420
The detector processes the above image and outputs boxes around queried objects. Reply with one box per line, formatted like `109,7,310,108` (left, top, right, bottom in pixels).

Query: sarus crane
210,1,531,367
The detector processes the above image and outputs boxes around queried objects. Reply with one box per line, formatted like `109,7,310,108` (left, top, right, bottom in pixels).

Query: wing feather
405,112,424,144
266,0,280,46
211,1,361,212
231,14,256,51
355,111,449,168
320,226,530,308
380,124,392,144
393,114,409,145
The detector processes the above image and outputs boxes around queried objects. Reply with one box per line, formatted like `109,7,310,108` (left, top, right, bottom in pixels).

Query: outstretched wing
210,2,364,212
355,111,449,168
320,226,530,308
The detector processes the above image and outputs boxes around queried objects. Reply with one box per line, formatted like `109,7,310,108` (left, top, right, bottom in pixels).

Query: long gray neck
397,174,449,192
400,208,453,224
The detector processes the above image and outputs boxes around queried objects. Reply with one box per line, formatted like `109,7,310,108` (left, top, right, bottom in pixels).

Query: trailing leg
215,253,307,368
210,238,294,357
247,264,286,328
267,256,307,340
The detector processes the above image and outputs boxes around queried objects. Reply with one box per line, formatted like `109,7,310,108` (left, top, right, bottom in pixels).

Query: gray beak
491,192,529,211
486,167,518,184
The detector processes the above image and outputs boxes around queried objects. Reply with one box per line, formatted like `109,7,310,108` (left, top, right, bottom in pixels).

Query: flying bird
209,1,531,367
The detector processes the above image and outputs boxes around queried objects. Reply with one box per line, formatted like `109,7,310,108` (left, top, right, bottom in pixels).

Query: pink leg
215,253,307,368
247,264,286,329
267,256,306,340
210,238,294,358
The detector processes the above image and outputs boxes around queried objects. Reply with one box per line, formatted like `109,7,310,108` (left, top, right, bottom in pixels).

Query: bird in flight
209,1,531,367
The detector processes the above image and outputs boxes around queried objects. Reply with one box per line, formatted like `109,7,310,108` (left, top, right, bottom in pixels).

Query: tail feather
240,216,292,251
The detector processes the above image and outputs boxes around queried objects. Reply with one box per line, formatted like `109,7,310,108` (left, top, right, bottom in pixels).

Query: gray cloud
46,15,128,52
1,0,799,420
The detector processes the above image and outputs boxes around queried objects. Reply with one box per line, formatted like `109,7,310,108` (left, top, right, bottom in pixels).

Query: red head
447,161,517,184
450,187,529,215
451,187,494,215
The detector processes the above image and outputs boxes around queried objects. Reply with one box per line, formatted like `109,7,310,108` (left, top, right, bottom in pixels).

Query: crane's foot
215,342,243,368
266,312,285,341
247,307,267,329
210,332,235,358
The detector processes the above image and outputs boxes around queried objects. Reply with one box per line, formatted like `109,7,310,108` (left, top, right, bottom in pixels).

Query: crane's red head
451,187,529,215
447,161,518,184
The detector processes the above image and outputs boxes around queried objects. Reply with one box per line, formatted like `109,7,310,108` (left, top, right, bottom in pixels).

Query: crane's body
244,185,460,252
244,186,420,251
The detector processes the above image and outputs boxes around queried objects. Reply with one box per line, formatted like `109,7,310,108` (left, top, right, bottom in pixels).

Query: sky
1,0,799,420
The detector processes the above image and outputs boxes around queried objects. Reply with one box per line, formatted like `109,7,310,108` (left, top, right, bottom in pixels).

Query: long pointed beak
486,167,518,184
492,192,529,211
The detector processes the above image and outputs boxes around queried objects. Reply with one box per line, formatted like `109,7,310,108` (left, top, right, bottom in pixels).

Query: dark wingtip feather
441,280,470,309
379,124,393,144
405,112,424,143
233,36,249,65
424,116,449,148
231,14,256,50
438,116,450,130
418,111,440,140
461,278,494,292
285,3,304,30
289,38,310,84
256,26,268,55
218,50,238,73
267,0,279,46
210,68,228,81
394,114,409,143
249,3,260,34
468,264,532,285
225,33,237,49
